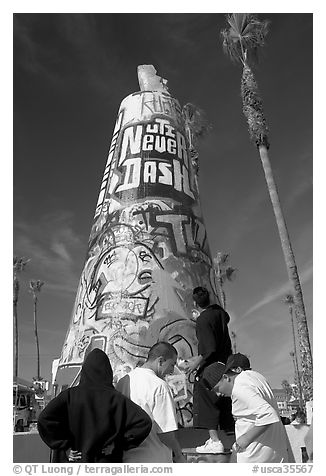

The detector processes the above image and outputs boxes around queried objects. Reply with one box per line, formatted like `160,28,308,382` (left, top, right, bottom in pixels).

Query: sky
12,10,313,390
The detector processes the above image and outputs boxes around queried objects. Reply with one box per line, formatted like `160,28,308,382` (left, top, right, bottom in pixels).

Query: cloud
51,241,72,263
241,259,313,319
232,307,302,387
286,176,312,210
283,149,312,211
14,15,44,75
45,281,80,295
14,211,85,296
14,14,132,98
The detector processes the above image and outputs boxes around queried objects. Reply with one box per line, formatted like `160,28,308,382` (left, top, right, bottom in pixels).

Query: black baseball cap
201,362,226,390
225,353,251,372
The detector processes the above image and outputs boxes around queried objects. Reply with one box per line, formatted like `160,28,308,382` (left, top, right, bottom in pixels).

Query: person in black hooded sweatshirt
38,349,152,462
184,286,234,454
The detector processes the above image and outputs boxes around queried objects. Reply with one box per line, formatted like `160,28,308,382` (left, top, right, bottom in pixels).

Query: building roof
272,388,287,400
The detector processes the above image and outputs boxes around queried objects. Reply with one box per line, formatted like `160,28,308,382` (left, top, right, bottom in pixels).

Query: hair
193,286,210,308
281,416,291,425
224,369,238,377
293,409,306,423
147,342,177,362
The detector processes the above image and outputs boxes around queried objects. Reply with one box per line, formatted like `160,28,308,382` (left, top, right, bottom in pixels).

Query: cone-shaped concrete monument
54,66,220,424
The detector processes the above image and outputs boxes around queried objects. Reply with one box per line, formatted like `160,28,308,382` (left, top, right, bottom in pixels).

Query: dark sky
13,13,312,388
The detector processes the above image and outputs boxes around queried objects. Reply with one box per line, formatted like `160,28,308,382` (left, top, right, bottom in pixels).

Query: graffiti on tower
55,66,219,425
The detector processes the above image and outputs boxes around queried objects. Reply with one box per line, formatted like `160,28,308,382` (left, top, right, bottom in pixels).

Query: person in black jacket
184,286,234,453
38,348,152,462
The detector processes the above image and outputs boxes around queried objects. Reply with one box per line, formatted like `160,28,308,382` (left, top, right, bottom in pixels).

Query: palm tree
213,252,236,309
290,351,304,411
281,379,293,404
220,13,312,399
182,103,211,180
231,330,237,353
29,280,44,380
285,293,304,408
13,256,29,379
284,295,298,353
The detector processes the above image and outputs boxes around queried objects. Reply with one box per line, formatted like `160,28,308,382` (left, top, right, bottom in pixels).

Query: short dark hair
293,409,306,423
147,342,177,362
224,369,238,377
193,286,210,308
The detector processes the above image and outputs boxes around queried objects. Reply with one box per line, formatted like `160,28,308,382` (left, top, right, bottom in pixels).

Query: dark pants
193,378,234,431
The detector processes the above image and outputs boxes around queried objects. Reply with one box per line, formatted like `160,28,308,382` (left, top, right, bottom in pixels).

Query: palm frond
213,253,237,283
284,294,294,305
30,280,44,293
225,266,236,282
221,13,270,66
182,103,211,154
226,13,269,47
182,103,211,138
221,29,242,63
214,252,229,266
13,256,30,273
228,13,248,34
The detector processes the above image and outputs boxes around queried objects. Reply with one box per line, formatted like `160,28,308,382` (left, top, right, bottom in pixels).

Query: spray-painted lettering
115,118,194,199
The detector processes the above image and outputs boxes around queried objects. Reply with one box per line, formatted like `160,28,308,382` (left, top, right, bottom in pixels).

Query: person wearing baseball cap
202,359,292,463
225,353,251,373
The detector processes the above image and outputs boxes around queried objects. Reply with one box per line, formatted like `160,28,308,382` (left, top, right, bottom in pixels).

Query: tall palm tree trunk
13,256,29,380
218,277,226,309
30,279,44,380
290,351,304,411
231,331,237,353
288,305,304,410
213,252,236,310
214,259,226,308
259,145,313,400
289,306,299,375
33,297,40,380
221,12,312,402
13,279,19,379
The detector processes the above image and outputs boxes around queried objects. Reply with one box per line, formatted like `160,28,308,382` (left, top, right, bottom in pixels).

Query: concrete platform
13,426,309,463
13,427,236,463
182,447,231,463
176,427,235,463
13,431,51,463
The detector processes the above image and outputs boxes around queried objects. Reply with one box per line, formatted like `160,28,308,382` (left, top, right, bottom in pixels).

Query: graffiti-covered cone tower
55,66,219,417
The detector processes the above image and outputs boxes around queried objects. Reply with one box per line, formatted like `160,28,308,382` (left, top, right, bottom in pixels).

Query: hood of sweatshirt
79,348,113,388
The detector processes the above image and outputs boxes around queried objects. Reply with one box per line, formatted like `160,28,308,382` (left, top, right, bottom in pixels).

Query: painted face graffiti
89,242,162,324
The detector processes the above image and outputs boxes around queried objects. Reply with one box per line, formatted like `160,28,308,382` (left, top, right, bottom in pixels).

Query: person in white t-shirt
116,342,185,463
201,356,291,463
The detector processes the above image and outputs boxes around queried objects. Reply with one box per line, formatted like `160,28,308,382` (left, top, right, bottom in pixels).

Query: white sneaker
196,438,224,453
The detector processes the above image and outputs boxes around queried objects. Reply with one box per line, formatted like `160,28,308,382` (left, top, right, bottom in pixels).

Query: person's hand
183,357,199,374
102,442,115,456
233,435,249,453
68,449,82,462
173,453,187,463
